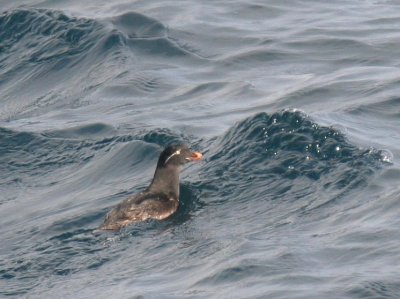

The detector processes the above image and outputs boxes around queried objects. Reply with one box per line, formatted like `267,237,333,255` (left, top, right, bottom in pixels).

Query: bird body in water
99,144,202,231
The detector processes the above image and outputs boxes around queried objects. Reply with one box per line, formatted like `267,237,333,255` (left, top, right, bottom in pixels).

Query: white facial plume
164,149,181,165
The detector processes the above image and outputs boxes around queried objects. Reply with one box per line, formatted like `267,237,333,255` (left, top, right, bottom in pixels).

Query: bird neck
148,164,180,198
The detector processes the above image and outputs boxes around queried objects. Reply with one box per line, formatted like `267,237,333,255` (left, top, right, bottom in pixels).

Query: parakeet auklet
99,144,202,231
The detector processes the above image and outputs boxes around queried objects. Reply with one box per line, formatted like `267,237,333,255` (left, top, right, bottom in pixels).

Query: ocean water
1,0,400,298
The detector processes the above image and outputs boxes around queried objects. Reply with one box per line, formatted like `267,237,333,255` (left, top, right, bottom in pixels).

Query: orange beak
189,151,202,161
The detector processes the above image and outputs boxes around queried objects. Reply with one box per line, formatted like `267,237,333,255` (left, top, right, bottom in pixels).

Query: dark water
1,1,400,298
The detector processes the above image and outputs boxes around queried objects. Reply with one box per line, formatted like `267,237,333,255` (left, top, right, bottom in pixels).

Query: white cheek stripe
165,149,181,164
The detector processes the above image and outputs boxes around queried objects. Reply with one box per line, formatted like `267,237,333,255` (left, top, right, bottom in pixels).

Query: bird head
158,144,202,167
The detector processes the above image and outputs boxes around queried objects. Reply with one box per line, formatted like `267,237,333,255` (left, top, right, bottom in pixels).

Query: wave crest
202,111,384,205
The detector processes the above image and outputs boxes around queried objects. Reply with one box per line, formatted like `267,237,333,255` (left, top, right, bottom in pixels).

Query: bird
98,144,202,231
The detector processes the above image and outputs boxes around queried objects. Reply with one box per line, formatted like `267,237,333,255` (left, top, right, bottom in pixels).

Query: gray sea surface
1,1,400,298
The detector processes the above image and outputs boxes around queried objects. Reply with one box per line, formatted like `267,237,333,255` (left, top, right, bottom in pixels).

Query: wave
0,8,194,65
0,8,202,121
0,110,386,208
0,9,103,62
199,110,386,213
348,96,400,119
0,110,390,296
0,123,200,205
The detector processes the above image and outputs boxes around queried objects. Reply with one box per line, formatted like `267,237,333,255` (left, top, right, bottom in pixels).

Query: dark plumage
99,144,202,231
